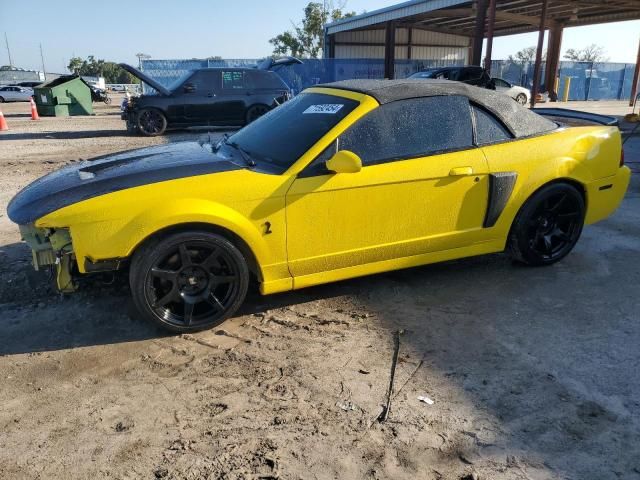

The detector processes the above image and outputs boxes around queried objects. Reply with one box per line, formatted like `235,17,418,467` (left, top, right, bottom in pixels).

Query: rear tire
0,97,5,103
508,183,585,266
137,108,167,136
129,231,249,333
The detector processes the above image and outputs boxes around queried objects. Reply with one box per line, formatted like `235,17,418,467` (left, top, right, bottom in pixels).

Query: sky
1,0,638,73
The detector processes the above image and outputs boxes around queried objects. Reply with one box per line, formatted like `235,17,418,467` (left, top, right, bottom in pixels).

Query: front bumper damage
19,225,77,293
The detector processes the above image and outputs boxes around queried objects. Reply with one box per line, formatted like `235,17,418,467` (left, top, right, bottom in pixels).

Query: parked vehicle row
0,85,33,102
409,66,532,105
119,57,301,136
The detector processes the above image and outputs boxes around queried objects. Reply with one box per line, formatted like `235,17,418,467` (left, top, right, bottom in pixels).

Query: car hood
7,142,242,225
118,63,171,96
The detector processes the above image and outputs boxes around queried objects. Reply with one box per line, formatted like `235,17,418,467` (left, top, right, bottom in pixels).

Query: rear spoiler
534,107,618,127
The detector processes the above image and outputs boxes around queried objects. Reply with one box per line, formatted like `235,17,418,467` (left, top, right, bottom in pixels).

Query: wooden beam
531,0,549,108
471,0,488,66
630,38,640,107
484,0,497,72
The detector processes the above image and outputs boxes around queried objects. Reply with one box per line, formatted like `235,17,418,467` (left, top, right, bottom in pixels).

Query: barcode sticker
303,104,344,114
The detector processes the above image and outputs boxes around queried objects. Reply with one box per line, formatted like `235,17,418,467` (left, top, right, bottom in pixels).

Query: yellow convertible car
8,80,630,332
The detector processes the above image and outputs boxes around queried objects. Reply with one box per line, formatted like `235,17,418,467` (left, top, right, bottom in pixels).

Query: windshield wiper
227,140,257,168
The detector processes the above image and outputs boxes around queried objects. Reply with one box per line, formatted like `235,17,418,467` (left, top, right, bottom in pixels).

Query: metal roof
326,0,640,37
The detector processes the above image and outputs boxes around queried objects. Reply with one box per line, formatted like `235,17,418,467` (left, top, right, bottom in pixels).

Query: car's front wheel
515,93,528,105
508,183,585,266
137,108,167,136
130,231,249,333
0,96,5,103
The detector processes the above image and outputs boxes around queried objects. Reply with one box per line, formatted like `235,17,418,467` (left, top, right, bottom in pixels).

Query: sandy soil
1,97,639,480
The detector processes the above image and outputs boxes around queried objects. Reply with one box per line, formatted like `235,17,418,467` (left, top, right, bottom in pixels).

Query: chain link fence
141,58,637,101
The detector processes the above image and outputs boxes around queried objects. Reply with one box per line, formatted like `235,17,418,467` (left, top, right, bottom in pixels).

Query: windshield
228,92,359,170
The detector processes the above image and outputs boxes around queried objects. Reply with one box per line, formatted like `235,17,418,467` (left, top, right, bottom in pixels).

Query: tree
563,44,608,62
508,46,546,65
269,1,356,58
67,55,139,84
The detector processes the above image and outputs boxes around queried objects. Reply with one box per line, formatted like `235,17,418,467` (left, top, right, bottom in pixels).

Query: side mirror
183,83,196,93
326,150,362,174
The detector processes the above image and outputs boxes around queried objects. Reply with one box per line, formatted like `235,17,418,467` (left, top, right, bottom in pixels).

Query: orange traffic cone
30,97,40,121
0,108,8,131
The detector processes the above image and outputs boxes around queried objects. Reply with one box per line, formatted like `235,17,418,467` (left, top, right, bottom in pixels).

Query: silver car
0,85,34,103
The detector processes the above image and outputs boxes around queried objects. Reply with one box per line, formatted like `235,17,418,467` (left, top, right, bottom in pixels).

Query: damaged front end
19,225,77,293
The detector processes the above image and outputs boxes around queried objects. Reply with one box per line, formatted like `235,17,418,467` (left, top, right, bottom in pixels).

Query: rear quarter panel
480,125,625,243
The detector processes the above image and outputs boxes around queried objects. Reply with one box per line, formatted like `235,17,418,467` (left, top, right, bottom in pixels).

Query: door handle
449,166,474,176
207,93,216,98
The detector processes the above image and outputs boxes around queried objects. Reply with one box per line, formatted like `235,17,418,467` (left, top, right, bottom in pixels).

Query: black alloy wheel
130,231,249,333
245,104,270,124
137,108,167,136
509,183,585,266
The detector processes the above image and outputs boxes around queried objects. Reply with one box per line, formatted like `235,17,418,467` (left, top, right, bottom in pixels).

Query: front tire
130,231,249,333
508,183,585,266
0,96,5,103
137,108,167,136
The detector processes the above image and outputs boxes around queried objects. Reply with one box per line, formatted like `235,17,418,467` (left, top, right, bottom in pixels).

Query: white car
492,78,530,105
0,85,33,103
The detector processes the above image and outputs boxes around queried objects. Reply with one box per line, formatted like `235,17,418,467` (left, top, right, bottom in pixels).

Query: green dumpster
33,75,93,116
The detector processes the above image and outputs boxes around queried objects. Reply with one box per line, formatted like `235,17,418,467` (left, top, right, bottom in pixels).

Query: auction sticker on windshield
303,104,345,114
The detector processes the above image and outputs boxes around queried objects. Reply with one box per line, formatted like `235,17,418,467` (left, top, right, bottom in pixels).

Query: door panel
183,71,221,122
285,148,490,277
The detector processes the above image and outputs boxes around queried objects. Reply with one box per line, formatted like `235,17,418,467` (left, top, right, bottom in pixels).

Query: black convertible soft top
317,79,557,139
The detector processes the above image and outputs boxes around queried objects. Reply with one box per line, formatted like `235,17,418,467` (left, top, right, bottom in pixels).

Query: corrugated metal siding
326,0,468,34
411,46,468,62
410,29,469,46
335,45,386,59
335,30,385,43
334,28,470,62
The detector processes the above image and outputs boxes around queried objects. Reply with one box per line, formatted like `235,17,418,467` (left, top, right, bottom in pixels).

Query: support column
384,21,396,79
328,34,335,59
545,22,563,102
629,38,640,106
484,0,496,73
471,0,488,66
407,27,412,60
531,0,549,108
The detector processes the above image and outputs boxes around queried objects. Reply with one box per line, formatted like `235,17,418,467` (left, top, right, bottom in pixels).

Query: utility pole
39,43,47,81
4,32,13,67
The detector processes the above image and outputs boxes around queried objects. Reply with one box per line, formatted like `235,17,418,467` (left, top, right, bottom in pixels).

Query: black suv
408,66,495,89
120,58,300,136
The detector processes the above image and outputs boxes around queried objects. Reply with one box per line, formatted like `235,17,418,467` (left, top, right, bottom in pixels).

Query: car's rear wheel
130,231,249,333
0,96,5,103
508,183,585,266
245,104,270,124
137,108,167,136
515,93,528,105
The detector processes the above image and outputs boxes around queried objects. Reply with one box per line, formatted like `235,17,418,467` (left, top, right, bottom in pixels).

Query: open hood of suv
118,63,171,96
257,56,303,70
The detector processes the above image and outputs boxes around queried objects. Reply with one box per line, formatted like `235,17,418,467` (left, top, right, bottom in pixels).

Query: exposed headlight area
19,224,77,292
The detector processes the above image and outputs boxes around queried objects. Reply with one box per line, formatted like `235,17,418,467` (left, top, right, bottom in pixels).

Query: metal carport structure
324,0,640,106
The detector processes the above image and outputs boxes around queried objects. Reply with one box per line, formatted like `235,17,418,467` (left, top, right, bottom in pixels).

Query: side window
222,70,244,90
339,96,474,166
245,71,287,90
187,71,220,92
472,105,513,145
494,79,510,88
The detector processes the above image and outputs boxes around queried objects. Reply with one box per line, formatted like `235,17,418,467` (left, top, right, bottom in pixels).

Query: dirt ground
1,96,639,480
